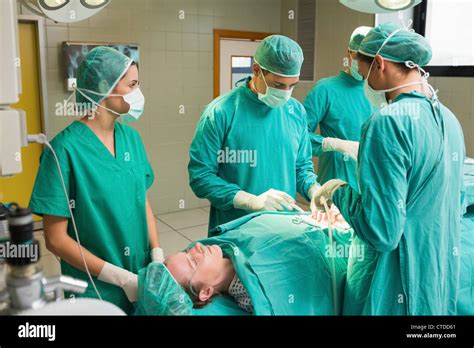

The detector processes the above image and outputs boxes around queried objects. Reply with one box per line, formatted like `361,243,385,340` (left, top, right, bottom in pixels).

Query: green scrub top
188,77,318,233
303,72,373,190
334,92,465,315
29,121,154,314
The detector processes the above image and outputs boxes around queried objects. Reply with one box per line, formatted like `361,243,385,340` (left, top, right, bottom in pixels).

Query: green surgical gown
29,121,154,314
334,92,465,315
188,77,318,232
303,72,373,190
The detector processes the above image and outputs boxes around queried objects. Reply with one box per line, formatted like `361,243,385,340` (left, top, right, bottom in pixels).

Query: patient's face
165,242,224,290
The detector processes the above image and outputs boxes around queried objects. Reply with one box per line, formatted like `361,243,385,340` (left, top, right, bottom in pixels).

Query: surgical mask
254,71,293,108
363,28,432,109
75,87,145,123
350,59,363,81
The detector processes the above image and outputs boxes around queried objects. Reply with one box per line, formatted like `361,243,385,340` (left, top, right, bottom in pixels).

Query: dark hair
182,280,217,309
357,53,375,66
163,261,214,309
358,53,411,75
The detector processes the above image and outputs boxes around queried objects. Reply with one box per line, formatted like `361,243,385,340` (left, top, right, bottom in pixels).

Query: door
213,30,273,98
0,22,44,221
220,39,261,95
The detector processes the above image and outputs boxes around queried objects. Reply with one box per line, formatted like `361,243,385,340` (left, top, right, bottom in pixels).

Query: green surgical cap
76,46,132,105
134,262,193,316
254,35,304,77
348,26,372,51
358,22,432,66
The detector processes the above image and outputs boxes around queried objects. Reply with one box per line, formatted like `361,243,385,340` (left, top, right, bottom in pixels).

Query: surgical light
81,0,108,9
39,0,69,10
376,0,419,11
22,0,110,23
339,0,422,13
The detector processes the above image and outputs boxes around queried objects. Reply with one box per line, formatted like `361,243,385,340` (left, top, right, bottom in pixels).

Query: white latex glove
233,189,295,212
150,247,165,263
98,262,138,303
307,183,321,201
310,179,347,213
322,137,359,161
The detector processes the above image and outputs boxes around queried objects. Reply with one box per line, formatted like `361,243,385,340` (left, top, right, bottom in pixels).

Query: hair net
348,26,372,52
134,262,193,316
254,35,304,77
358,22,432,66
76,46,133,106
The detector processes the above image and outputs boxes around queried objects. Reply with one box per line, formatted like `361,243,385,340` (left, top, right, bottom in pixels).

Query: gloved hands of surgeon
98,262,138,303
150,247,165,263
310,179,347,215
322,137,359,161
233,189,297,212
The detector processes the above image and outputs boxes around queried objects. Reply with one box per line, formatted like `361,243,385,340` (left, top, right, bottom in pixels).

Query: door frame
17,15,50,140
213,29,274,98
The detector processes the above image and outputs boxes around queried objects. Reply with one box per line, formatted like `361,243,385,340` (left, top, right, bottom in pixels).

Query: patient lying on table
165,242,253,313
162,210,351,315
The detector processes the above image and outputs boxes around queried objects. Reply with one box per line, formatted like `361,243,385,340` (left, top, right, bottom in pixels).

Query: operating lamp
21,0,110,23
339,0,422,13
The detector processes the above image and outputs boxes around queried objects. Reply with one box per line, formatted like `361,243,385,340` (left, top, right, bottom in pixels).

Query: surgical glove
98,262,138,303
307,183,321,201
233,189,295,212
322,137,359,161
150,247,165,263
310,179,347,213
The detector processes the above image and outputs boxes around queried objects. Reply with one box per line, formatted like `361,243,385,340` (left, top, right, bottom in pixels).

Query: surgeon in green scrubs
303,26,373,190
29,47,164,314
311,23,465,315
188,35,319,232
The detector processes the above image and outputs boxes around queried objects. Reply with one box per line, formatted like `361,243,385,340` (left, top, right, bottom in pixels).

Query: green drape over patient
135,211,473,316
193,212,351,315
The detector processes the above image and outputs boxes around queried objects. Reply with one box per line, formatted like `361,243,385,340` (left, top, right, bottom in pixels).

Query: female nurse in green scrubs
29,46,164,314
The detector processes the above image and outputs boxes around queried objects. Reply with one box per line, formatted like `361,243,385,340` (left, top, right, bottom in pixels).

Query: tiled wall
18,0,282,214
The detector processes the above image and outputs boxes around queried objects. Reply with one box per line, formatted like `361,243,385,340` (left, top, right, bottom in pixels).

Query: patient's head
165,242,230,307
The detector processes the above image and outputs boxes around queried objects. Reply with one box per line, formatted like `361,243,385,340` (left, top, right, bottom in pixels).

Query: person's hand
98,262,139,302
122,274,138,302
322,138,359,161
312,204,342,224
150,247,165,263
310,179,347,213
233,189,295,212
